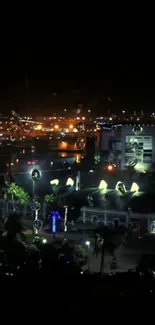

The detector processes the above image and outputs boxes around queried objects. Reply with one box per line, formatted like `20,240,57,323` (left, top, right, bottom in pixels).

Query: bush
67,243,87,266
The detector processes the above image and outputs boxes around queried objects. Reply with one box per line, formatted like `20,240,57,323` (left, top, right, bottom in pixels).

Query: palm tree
5,182,20,212
4,183,30,214
44,194,55,203
43,194,56,219
17,188,30,217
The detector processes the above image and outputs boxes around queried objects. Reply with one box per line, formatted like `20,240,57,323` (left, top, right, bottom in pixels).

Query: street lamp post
85,241,90,271
75,170,81,191
100,239,105,276
30,168,41,235
64,205,68,238
31,201,41,235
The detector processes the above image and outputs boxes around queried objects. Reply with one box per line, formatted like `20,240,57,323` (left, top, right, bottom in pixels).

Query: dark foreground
1,267,155,320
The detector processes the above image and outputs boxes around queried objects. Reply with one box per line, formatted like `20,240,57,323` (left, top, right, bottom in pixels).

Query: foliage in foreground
0,213,87,273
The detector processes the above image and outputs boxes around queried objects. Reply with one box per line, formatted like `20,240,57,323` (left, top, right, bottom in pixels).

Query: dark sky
0,10,154,115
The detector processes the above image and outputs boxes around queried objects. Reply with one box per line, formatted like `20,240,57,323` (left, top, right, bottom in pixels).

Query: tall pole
32,179,35,199
31,168,41,235
64,205,68,238
34,209,39,235
85,241,90,271
75,170,81,191
32,179,35,233
100,239,105,276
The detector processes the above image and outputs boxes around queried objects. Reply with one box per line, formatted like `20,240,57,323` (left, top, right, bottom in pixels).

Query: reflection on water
19,147,83,162
58,141,77,150
16,139,83,163
59,152,82,162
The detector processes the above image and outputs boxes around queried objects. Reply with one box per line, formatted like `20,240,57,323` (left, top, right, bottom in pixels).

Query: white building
80,206,155,232
99,123,155,172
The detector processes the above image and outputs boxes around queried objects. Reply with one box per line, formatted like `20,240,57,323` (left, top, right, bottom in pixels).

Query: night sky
0,10,154,115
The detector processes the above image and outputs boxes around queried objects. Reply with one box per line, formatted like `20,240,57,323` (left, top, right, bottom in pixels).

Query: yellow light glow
59,142,67,149
50,179,59,185
61,153,67,157
73,128,78,132
69,124,73,129
54,125,59,129
107,164,113,171
76,154,80,163
130,182,139,192
34,125,42,130
115,181,127,193
98,180,108,190
66,178,74,186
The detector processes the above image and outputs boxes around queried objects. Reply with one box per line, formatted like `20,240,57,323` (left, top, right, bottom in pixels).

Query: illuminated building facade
100,123,155,172
80,207,155,232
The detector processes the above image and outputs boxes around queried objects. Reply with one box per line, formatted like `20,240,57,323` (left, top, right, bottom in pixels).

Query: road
83,246,139,273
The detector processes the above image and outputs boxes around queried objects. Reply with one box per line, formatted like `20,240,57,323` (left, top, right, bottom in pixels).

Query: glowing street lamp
98,180,108,190
130,182,139,192
115,181,126,194
50,179,59,185
30,168,42,234
85,241,90,247
66,177,74,186
85,241,91,270
30,168,41,198
30,168,41,182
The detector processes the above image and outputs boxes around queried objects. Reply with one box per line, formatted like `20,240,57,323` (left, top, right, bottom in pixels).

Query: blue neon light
52,215,56,233
48,210,61,233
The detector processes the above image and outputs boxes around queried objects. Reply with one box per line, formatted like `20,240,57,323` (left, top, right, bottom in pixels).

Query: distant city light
107,164,113,171
36,125,42,130
60,141,67,149
73,128,78,132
